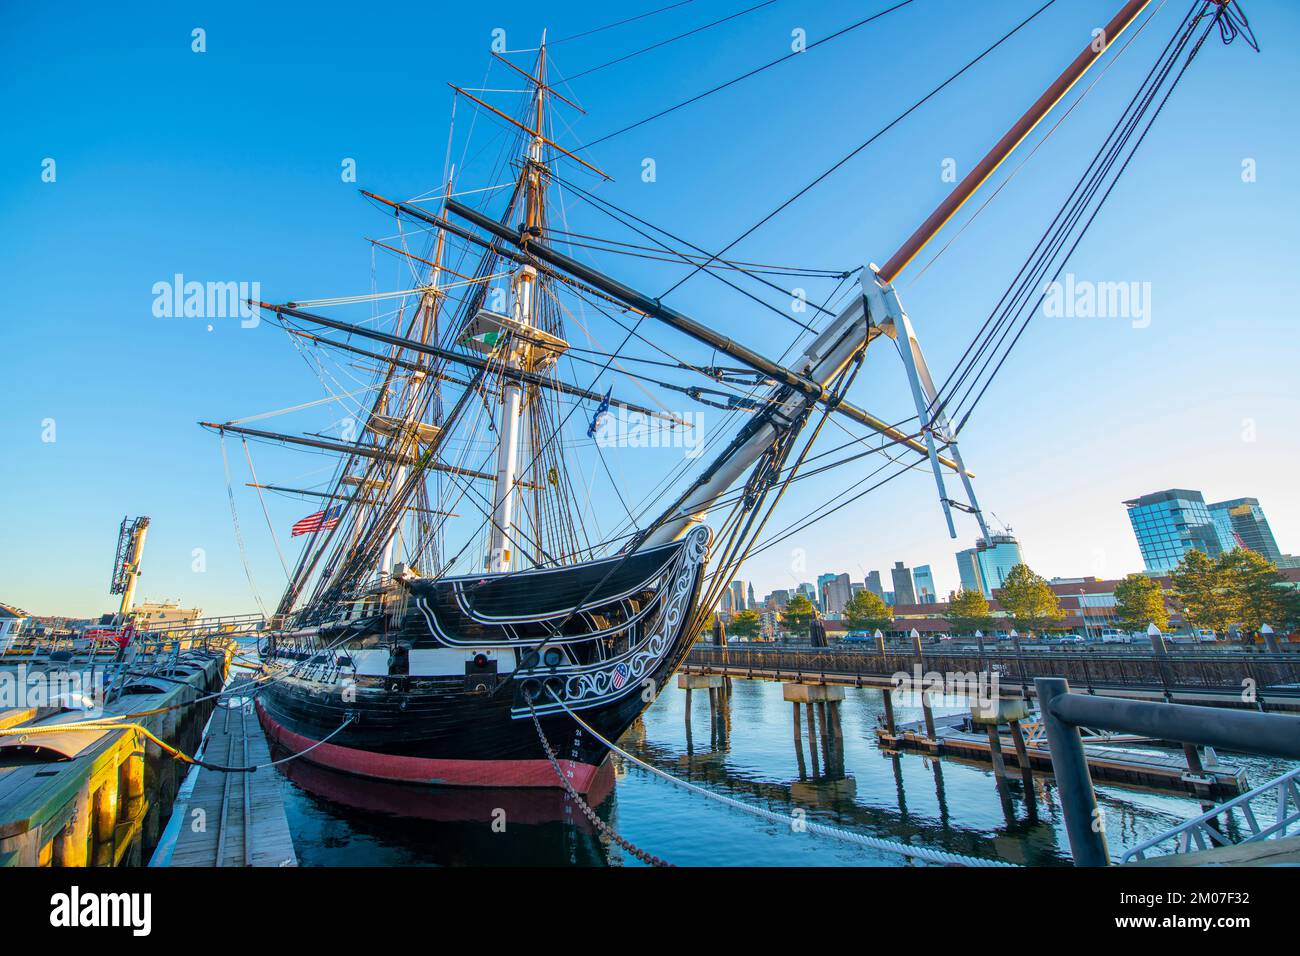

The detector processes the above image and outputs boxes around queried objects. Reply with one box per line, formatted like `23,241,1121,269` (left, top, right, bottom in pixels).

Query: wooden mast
877,0,1154,283
486,39,549,573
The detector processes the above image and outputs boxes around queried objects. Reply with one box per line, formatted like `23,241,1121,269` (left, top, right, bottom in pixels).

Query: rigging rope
219,433,269,617
579,0,919,149
657,0,1061,300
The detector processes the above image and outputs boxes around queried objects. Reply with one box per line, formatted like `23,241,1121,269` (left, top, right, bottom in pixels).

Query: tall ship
203,0,1255,792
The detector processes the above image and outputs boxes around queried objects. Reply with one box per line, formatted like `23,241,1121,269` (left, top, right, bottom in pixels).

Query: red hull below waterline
257,701,603,791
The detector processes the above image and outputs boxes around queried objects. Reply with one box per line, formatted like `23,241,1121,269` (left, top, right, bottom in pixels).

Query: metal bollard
1035,677,1109,866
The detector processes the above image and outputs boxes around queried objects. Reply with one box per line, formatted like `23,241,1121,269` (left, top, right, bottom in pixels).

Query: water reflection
276,748,619,866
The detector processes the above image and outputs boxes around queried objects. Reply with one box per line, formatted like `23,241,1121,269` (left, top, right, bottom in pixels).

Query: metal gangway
1120,766,1300,863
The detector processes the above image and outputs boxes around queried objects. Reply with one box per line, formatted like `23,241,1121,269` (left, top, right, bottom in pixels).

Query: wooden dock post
881,687,896,735
1008,717,1036,805
921,691,937,741
792,701,807,779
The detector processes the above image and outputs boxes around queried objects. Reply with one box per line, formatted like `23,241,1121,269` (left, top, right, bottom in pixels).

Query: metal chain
528,705,673,867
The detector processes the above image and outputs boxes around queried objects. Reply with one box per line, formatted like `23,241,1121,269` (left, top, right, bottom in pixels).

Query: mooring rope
545,688,1017,867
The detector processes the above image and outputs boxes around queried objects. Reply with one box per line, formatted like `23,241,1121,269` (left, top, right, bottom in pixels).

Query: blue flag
587,387,612,438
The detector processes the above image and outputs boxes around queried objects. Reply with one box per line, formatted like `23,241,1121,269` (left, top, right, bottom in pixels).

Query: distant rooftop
1123,489,1207,508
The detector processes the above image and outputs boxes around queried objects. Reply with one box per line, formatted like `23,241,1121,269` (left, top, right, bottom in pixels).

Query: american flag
291,505,342,537
611,662,630,690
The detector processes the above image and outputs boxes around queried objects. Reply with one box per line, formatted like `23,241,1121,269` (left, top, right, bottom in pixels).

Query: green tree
996,564,1063,636
781,594,816,633
1113,573,1168,635
844,590,892,632
1221,548,1290,637
1171,549,1237,640
729,609,761,639
945,587,993,636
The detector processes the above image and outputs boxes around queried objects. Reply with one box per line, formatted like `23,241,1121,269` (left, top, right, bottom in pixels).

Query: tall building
729,580,746,613
1125,489,1231,574
822,573,852,617
816,573,837,612
890,562,916,606
797,582,817,605
1208,498,1282,563
747,582,757,609
913,565,936,604
955,533,1025,598
864,570,885,600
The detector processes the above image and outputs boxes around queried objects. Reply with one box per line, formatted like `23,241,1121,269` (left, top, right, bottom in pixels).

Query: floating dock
878,715,1247,798
155,690,296,868
0,646,229,866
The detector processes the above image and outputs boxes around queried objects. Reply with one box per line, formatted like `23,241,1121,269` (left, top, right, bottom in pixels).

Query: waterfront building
864,570,885,600
0,603,29,653
956,533,1025,597
890,561,916,606
1208,497,1283,563
838,569,1300,641
132,599,203,629
913,565,936,604
1124,489,1231,574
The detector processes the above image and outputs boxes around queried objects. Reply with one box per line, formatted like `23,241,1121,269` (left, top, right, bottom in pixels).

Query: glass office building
1124,489,1231,574
1208,498,1282,563
955,534,1024,598
912,565,937,604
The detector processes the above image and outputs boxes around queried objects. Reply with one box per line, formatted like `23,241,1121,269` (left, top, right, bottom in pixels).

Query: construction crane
109,515,150,622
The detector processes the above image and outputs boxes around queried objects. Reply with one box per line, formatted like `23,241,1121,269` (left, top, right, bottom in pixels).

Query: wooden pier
0,647,229,867
684,644,1300,712
158,693,296,867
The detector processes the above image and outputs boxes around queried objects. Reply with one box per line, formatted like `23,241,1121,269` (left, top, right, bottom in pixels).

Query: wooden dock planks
165,697,297,867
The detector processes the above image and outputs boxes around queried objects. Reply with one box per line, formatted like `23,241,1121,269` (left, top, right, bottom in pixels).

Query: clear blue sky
3,0,1297,618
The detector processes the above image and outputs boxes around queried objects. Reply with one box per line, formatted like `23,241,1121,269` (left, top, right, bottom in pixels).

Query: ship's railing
1119,766,1300,863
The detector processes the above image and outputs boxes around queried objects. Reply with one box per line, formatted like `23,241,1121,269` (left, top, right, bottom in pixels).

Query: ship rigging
199,0,1256,790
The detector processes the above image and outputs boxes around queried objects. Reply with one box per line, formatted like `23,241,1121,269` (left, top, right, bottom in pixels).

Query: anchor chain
528,704,673,867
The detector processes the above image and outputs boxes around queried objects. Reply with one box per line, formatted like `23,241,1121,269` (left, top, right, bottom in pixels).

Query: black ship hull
257,527,709,791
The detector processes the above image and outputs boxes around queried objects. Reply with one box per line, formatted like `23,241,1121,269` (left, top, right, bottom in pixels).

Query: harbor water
269,676,1296,866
